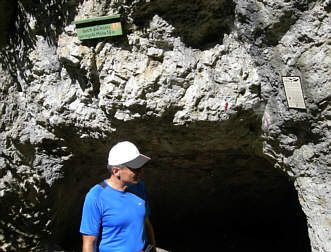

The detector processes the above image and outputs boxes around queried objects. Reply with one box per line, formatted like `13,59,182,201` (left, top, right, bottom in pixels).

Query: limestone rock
0,0,330,251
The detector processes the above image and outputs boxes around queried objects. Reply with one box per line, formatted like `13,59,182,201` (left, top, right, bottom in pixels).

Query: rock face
0,0,330,251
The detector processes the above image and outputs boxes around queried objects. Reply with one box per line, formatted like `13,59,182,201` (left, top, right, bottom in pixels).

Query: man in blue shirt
80,141,156,252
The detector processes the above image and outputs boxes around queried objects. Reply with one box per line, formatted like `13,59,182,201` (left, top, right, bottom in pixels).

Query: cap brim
125,154,151,169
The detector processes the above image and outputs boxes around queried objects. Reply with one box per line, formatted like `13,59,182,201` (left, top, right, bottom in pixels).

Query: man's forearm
145,217,156,252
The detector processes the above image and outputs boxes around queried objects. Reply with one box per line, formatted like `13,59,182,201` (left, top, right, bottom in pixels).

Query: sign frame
282,76,306,109
72,15,123,40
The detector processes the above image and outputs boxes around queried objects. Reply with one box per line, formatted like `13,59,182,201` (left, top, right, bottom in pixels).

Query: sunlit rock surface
0,0,330,251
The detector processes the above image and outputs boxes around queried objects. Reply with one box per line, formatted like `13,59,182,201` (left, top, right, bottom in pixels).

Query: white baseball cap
108,141,151,168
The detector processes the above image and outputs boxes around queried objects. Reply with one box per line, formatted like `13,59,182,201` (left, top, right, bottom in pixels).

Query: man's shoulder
86,181,108,198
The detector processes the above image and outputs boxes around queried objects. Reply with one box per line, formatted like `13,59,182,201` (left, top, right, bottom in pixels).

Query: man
80,141,156,252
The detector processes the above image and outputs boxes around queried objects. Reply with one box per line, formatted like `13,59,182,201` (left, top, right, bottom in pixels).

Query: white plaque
282,76,306,109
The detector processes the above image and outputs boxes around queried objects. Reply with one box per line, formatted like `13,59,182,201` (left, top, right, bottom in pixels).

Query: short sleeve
80,189,102,236
142,182,151,217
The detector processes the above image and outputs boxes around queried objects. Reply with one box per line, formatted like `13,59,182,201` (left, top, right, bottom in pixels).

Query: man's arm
82,234,98,252
145,217,156,252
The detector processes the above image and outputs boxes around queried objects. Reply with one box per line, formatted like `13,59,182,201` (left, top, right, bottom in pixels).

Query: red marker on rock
225,102,228,112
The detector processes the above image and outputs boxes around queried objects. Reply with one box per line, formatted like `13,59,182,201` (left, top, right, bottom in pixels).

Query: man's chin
131,178,140,184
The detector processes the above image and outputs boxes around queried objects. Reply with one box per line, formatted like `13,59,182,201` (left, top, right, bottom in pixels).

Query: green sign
76,22,122,40
72,15,123,40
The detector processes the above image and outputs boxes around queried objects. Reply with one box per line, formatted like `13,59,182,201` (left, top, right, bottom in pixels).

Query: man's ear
112,166,121,177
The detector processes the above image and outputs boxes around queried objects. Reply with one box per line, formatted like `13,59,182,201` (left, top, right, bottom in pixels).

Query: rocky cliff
0,0,330,251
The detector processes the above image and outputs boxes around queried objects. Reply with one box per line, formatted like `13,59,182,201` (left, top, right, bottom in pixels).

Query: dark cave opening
58,147,311,252
152,188,310,252
143,152,311,252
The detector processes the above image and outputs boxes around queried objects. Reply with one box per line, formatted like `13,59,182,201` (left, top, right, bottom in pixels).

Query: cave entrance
56,144,311,252
143,151,311,252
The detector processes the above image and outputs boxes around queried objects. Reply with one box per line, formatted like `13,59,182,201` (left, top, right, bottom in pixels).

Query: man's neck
106,177,128,191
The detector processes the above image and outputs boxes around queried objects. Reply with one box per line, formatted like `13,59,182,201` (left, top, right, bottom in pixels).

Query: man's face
119,166,143,185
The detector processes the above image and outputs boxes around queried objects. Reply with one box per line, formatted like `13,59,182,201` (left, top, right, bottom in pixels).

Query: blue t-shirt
80,180,150,252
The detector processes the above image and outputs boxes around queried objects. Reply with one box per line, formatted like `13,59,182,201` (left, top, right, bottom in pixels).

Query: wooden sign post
72,15,123,40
